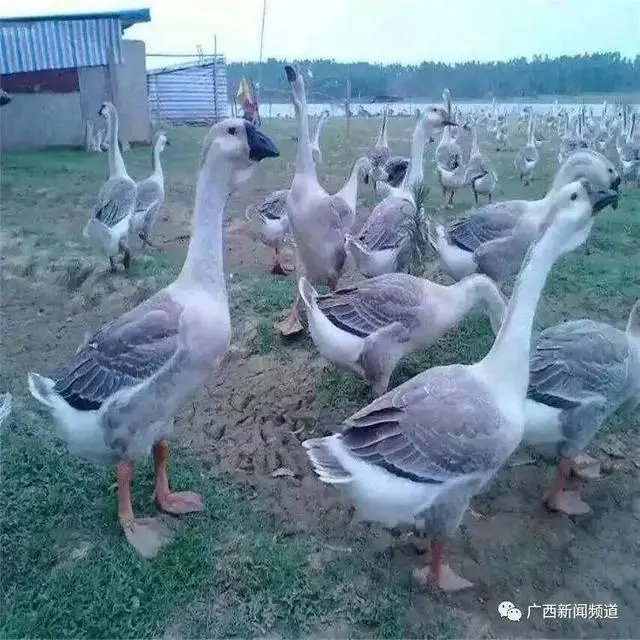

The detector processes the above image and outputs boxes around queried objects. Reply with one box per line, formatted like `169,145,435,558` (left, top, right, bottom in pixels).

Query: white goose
463,126,498,204
132,131,170,248
346,106,455,278
299,271,506,397
331,156,372,233
311,110,330,165
303,179,610,591
523,301,640,515
245,189,292,275
27,118,279,558
83,102,137,272
427,150,620,283
515,111,539,185
273,65,352,335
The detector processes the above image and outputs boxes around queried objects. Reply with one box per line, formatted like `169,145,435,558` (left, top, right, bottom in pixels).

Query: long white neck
443,274,507,334
626,303,640,349
527,114,535,145
481,219,569,400
401,117,429,191
175,157,230,297
377,108,388,148
312,113,327,150
336,157,367,211
106,108,127,177
292,87,315,177
152,141,164,179
471,127,480,155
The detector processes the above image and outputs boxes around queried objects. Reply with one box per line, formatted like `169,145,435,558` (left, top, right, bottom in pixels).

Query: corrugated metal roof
148,58,230,122
0,8,150,30
0,17,124,74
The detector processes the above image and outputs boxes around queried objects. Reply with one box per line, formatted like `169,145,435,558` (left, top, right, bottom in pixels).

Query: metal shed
148,56,230,123
0,8,151,149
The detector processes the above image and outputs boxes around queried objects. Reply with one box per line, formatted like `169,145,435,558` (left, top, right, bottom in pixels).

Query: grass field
1,115,639,639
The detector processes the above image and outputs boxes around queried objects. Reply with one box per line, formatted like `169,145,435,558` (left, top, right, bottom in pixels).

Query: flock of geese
23,65,639,593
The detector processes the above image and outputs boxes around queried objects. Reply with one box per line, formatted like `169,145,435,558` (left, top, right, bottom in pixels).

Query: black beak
165,140,171,146
364,173,369,185
245,122,279,161
443,119,457,127
609,174,621,209
588,187,619,215
284,65,297,82
0,91,10,107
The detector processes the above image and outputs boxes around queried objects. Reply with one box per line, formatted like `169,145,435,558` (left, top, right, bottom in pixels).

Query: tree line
226,52,640,102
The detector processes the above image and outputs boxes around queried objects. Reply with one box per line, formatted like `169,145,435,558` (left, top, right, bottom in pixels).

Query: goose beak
284,65,297,82
589,187,619,215
245,122,279,161
443,119,457,127
364,173,370,185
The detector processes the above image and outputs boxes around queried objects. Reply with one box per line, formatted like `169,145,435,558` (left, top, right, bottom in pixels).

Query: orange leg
544,455,591,515
413,539,473,592
270,246,292,276
152,440,203,514
116,459,172,558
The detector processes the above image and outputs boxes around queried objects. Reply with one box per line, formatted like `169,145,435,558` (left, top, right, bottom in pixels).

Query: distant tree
226,52,640,102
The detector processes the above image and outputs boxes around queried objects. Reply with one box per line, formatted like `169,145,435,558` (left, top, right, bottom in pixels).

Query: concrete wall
0,92,84,148
1,39,150,149
116,40,150,144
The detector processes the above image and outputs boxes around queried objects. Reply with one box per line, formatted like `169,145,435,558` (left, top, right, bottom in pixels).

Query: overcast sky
4,0,639,66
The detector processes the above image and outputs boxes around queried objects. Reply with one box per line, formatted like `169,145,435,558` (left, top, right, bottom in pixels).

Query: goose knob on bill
27,119,279,558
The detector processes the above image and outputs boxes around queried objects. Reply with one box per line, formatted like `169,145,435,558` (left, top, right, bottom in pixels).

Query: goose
0,89,10,107
434,90,459,171
369,107,392,182
132,132,170,248
331,156,372,232
619,113,640,184
515,112,539,185
27,118,279,558
463,126,498,204
347,106,455,279
273,65,352,336
298,271,506,397
311,110,330,165
302,179,612,591
245,189,293,275
522,301,640,515
435,147,466,208
82,102,137,272
427,150,620,283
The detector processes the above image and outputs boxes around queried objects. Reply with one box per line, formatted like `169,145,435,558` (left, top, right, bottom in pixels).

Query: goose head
551,150,620,210
285,64,305,106
200,117,279,188
0,89,10,107
98,101,116,118
155,131,170,152
424,105,457,132
541,178,618,244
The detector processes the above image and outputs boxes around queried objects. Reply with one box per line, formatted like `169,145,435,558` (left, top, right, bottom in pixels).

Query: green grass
1,113,640,639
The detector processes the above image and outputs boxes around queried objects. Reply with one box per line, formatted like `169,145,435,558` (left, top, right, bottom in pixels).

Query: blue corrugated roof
0,8,150,31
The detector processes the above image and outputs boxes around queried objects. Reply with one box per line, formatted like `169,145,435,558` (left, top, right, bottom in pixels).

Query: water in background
257,102,635,119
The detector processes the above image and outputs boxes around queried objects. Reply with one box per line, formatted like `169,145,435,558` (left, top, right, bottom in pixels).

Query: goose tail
298,276,318,312
27,372,57,408
345,234,373,270
302,435,352,484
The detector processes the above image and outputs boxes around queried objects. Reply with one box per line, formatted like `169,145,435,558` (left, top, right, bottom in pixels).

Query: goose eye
228,126,237,135
570,192,577,201
608,168,613,173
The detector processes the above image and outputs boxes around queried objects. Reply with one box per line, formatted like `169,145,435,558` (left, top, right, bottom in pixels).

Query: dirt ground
2,120,639,638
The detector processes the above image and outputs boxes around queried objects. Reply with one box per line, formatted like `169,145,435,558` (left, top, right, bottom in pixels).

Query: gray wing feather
446,201,527,252
341,368,511,483
528,321,632,410
255,189,289,221
54,292,182,411
316,274,423,338
473,233,531,282
95,177,136,227
358,198,415,252
135,179,162,214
